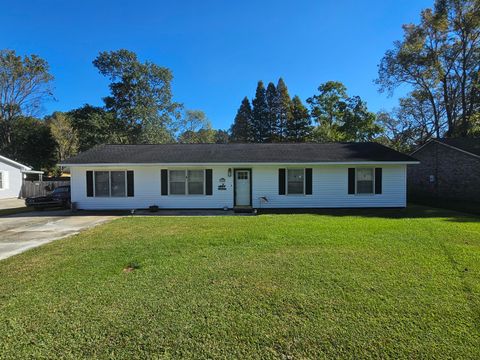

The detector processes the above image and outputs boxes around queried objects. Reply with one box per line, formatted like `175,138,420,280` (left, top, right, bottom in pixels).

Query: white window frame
93,170,127,198
168,169,206,196
355,167,375,195
286,168,305,195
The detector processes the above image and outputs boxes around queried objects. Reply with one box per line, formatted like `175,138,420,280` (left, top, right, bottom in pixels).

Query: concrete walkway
0,210,118,261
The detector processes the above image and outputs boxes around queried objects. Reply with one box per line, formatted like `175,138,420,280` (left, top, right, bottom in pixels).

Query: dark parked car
25,185,71,210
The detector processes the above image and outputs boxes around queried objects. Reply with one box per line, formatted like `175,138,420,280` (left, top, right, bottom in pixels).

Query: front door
234,169,251,206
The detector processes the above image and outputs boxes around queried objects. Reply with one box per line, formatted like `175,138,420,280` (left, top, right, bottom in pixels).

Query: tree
275,78,293,141
177,110,215,143
376,111,423,152
230,97,253,142
93,49,182,144
46,112,79,161
251,81,269,142
308,81,381,142
68,105,121,151
266,82,278,141
339,96,381,141
286,96,312,142
5,116,56,170
214,130,230,143
0,50,53,152
376,0,480,138
307,81,347,141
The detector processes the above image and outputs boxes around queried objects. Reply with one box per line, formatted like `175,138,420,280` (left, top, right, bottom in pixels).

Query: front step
233,206,255,214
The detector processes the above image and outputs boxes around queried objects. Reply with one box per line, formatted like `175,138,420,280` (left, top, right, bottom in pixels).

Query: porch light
228,168,232,177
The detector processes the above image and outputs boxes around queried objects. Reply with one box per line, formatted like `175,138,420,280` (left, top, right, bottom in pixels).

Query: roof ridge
100,141,370,146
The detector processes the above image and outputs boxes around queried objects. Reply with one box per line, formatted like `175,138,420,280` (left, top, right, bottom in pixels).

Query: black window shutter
278,169,286,195
375,168,382,194
161,169,168,195
127,171,134,197
205,169,213,195
305,168,313,195
86,171,93,197
348,168,355,194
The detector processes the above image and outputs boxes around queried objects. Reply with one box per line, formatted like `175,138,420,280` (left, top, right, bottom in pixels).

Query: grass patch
0,206,479,358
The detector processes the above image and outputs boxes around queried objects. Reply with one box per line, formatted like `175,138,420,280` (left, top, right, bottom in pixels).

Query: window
287,169,304,194
0,172,3,189
169,170,205,195
187,170,204,195
169,170,186,195
356,168,374,194
111,171,126,197
94,171,127,197
94,171,110,197
237,171,248,180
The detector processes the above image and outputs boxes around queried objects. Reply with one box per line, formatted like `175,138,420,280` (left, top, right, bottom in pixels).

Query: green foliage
230,97,253,142
93,49,182,144
0,50,53,152
375,111,420,153
5,116,56,170
275,78,293,141
67,105,122,151
339,96,382,141
214,129,230,144
286,95,312,142
178,110,215,143
232,79,308,143
1,208,480,358
251,81,270,142
45,112,79,161
308,81,381,142
376,0,480,138
265,82,278,140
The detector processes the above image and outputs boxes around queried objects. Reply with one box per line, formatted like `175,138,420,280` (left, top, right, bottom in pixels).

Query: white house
0,155,35,199
61,143,419,211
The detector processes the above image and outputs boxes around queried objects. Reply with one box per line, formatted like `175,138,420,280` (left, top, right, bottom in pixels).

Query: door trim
233,168,252,207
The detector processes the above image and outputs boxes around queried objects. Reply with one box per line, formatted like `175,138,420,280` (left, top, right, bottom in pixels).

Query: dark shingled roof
61,142,417,165
436,138,480,157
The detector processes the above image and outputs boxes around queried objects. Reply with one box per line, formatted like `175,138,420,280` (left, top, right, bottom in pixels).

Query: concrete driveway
0,210,118,261
0,198,25,210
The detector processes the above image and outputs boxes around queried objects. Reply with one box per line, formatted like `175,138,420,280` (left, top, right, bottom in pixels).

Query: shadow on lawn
0,209,129,218
1,205,478,223
258,205,480,223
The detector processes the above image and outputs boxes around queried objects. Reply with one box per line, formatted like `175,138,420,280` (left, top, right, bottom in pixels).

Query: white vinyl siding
0,161,23,199
70,164,407,210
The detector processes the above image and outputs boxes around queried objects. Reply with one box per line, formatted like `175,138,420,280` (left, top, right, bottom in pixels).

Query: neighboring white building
0,155,33,199
62,143,419,211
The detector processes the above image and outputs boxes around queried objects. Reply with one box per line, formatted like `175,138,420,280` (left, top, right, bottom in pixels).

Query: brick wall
408,141,480,203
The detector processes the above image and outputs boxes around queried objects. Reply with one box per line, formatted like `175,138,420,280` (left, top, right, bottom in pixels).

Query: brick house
408,138,480,203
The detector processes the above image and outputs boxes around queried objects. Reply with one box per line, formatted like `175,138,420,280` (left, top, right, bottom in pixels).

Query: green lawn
1,207,479,359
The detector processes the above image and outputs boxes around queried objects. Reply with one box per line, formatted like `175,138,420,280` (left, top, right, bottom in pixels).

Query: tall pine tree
251,81,269,142
287,96,312,142
266,82,278,142
230,97,253,142
276,78,293,142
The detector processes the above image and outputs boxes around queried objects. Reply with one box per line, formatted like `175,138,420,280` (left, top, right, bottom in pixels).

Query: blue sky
1,0,432,129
